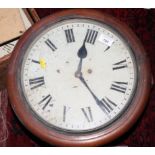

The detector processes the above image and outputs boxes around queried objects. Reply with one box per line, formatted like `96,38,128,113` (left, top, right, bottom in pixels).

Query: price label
98,34,114,46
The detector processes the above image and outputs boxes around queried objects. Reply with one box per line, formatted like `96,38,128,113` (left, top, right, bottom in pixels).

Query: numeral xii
84,29,98,44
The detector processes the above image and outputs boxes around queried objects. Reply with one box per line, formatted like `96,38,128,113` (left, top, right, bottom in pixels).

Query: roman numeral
65,29,75,43
81,107,93,122
113,59,128,70
84,29,98,44
100,97,117,113
111,81,128,93
63,106,70,122
29,76,45,90
45,39,57,51
38,94,52,110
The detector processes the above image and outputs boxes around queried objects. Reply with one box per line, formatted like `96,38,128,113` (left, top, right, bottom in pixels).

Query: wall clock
7,9,151,146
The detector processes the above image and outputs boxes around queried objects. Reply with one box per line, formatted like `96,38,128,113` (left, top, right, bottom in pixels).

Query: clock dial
20,19,137,132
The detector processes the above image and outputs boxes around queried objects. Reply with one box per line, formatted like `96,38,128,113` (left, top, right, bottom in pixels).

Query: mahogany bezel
7,9,151,146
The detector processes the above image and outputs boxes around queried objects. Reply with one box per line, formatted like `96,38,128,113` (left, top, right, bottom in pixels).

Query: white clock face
21,19,137,132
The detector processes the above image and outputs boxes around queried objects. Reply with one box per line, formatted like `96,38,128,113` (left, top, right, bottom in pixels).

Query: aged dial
21,19,137,132
7,9,151,146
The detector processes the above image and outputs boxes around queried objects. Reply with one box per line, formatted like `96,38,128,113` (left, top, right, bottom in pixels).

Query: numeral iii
112,59,128,70
111,81,128,93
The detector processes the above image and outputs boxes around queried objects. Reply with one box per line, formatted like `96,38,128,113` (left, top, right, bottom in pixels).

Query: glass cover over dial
21,19,137,132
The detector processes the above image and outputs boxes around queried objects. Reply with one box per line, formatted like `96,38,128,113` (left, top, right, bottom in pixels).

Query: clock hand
75,38,109,118
79,75,110,119
77,37,87,59
75,37,88,77
75,58,83,77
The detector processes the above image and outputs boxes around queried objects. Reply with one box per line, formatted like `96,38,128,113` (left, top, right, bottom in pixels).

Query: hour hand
77,37,87,59
75,58,82,78
75,37,88,77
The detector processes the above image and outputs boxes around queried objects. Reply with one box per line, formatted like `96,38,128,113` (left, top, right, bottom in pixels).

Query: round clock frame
7,9,151,146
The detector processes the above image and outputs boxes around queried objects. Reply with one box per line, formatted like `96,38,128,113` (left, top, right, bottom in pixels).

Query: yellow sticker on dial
39,58,46,69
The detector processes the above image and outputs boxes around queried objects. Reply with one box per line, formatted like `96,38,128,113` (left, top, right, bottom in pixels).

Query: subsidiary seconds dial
21,19,137,132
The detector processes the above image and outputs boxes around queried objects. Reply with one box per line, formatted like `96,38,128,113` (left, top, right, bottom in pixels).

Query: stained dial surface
21,19,137,132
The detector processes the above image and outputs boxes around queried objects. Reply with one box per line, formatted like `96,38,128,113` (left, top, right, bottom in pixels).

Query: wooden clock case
7,9,151,146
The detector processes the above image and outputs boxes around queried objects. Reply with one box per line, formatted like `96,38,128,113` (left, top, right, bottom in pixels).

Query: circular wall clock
7,9,151,146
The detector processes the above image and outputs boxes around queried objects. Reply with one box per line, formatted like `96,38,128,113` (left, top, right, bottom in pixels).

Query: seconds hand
75,38,110,118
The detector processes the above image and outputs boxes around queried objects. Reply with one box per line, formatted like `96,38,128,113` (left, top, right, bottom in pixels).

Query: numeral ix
29,76,45,90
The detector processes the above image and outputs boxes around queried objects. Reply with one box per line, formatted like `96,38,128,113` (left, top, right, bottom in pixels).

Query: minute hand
79,75,110,118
